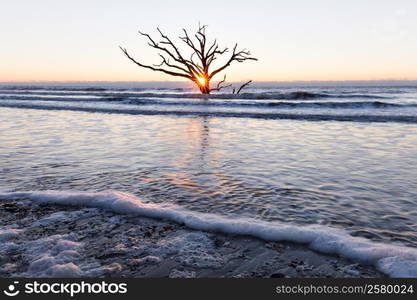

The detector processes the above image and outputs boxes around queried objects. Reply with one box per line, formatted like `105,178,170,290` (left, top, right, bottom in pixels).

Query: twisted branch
235,80,252,94
211,75,233,92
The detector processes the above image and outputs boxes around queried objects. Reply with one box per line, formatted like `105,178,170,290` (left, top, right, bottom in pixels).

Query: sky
1,0,417,82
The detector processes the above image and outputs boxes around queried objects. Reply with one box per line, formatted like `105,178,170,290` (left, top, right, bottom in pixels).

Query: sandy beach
0,198,384,278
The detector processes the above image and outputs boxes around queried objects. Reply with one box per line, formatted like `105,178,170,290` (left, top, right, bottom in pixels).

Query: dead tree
120,24,257,94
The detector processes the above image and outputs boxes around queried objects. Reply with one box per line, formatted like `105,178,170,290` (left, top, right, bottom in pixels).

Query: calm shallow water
1,106,417,247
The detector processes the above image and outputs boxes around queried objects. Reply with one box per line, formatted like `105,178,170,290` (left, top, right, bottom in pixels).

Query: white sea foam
24,235,83,277
0,228,23,242
0,232,84,278
30,209,98,227
1,190,417,277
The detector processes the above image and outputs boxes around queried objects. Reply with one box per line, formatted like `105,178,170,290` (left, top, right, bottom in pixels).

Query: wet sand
0,199,383,278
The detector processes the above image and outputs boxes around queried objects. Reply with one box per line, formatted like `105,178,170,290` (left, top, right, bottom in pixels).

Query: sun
197,76,206,86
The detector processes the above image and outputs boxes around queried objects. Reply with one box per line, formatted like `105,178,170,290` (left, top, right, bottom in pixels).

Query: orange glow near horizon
2,58,417,83
2,65,417,83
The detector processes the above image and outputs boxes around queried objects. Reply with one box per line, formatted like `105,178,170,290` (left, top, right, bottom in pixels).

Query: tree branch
209,44,257,80
235,80,252,94
210,75,232,92
119,47,192,79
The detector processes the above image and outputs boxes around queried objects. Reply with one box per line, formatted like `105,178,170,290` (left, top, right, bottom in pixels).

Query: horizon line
1,79,417,84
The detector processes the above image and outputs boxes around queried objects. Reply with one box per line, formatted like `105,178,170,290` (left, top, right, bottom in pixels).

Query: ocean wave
0,94,126,102
1,101,417,123
0,94,408,109
0,89,390,100
0,190,416,277
126,99,413,109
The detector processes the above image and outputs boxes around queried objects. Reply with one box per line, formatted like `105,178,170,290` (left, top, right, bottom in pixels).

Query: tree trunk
198,81,211,94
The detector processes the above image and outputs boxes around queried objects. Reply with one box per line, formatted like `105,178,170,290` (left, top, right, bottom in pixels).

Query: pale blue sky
1,0,417,82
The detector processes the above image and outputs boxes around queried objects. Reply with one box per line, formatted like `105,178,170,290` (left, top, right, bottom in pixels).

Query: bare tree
120,24,257,94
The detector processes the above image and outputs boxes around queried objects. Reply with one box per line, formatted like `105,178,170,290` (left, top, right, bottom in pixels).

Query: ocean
1,82,417,277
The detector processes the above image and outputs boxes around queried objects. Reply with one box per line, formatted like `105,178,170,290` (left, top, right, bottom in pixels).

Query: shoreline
0,198,384,278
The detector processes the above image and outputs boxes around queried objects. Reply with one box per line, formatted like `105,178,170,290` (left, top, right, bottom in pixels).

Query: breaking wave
1,190,416,277
1,84,417,123
1,101,417,123
0,88,390,100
